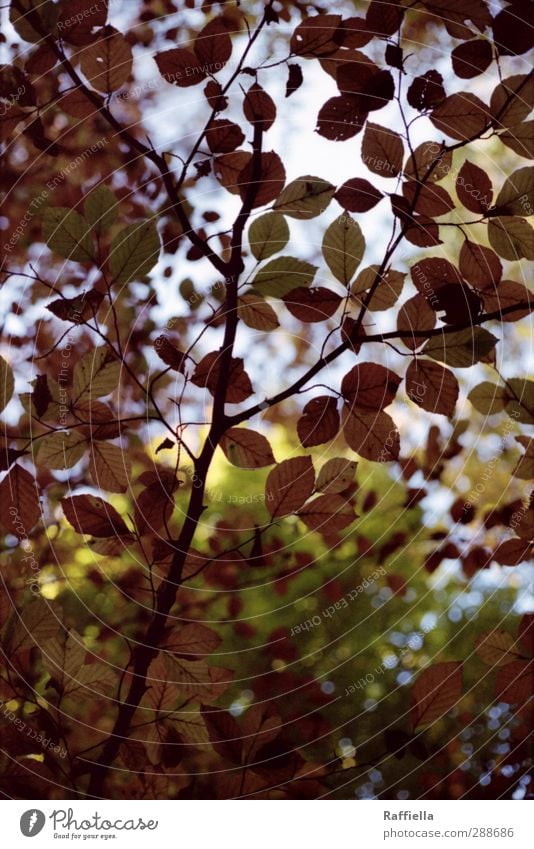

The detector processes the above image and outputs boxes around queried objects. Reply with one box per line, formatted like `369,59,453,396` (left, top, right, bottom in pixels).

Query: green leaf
109,220,161,283
248,213,289,260
322,214,365,285
43,207,95,262
468,382,508,414
422,328,498,367
0,355,15,413
252,256,317,298
84,185,119,233
72,347,121,404
505,378,534,424
495,166,534,215
488,216,534,261
273,176,335,219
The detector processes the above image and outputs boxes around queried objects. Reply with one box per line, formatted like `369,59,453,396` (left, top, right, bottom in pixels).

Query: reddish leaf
154,335,186,372
62,494,130,537
341,362,401,411
366,0,404,36
335,178,383,212
285,63,304,98
201,707,242,763
191,353,253,403
493,3,534,56
411,662,463,729
316,96,367,141
407,70,446,111
334,17,371,49
283,287,342,322
0,464,41,536
459,240,502,287
298,493,356,532
290,15,342,57
165,623,221,659
452,39,493,79
337,65,395,112
156,48,208,87
214,150,251,195
403,181,455,217
243,83,276,130
397,294,436,350
362,123,404,178
456,161,493,214
430,93,490,140
493,538,533,566
495,660,534,705
406,359,459,418
297,396,340,447
206,119,245,153
238,152,286,207
265,456,315,518
194,18,233,67
220,428,276,469
343,406,400,461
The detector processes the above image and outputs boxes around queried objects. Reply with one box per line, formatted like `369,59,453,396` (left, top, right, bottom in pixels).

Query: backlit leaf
322,214,365,284
265,456,315,518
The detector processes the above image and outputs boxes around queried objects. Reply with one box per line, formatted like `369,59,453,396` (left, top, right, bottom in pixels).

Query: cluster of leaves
0,0,532,800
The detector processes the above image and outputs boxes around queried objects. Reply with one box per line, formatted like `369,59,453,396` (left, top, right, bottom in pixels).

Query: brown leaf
220,427,276,469
134,479,175,535
403,181,455,217
89,441,131,493
243,83,276,130
343,406,400,461
62,494,129,537
285,63,304,98
481,280,533,321
407,69,446,111
265,456,315,518
495,660,534,706
0,464,41,535
316,457,357,494
206,119,245,153
164,623,221,659
361,122,404,177
341,362,401,410
335,178,383,212
238,151,286,207
214,150,251,195
153,335,186,372
201,706,242,763
459,239,502,287
80,27,132,93
191,352,253,403
194,17,232,67
397,293,436,350
406,359,459,418
316,95,367,141
493,538,533,566
411,662,463,729
283,287,342,322
298,493,356,532
297,396,340,447
156,48,208,87
456,161,493,214
451,39,492,78
290,15,342,57
430,93,490,140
